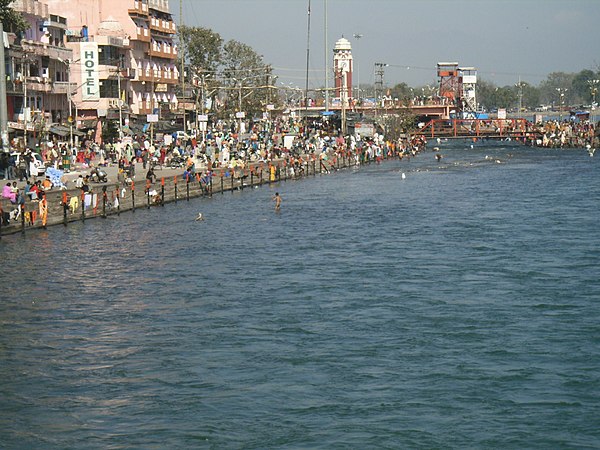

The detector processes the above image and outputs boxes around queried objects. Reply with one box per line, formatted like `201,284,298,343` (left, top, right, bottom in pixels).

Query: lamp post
58,57,79,151
588,79,599,124
117,59,124,141
556,88,567,122
22,56,29,148
516,79,525,120
353,33,363,102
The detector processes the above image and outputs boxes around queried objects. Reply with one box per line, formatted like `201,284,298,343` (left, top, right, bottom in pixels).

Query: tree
381,112,417,140
179,25,223,75
0,0,28,33
475,78,498,111
388,82,412,103
220,39,273,118
178,26,224,115
571,69,597,104
539,72,574,105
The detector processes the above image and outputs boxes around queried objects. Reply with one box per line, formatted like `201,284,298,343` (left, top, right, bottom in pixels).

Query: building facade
5,0,73,143
45,0,180,132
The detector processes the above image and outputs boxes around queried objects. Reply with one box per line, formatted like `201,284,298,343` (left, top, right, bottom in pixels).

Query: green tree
388,82,412,103
381,112,417,140
571,69,597,104
475,78,498,110
539,72,574,105
0,0,28,33
220,39,273,118
179,25,223,75
178,26,224,115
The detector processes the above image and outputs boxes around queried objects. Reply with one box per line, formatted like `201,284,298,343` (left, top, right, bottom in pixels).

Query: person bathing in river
272,192,281,211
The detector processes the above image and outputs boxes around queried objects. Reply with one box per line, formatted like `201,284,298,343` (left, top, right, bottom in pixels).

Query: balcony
150,17,176,34
6,80,24,95
136,27,151,43
147,44,177,60
148,0,170,14
52,81,77,95
129,0,149,17
138,69,178,84
26,77,53,93
12,0,48,17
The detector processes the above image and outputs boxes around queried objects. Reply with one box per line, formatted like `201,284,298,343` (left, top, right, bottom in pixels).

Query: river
1,141,599,448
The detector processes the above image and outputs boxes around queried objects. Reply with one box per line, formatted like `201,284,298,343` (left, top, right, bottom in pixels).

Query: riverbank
0,148,397,237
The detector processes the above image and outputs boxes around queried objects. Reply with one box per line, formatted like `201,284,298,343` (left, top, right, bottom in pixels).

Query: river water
1,142,599,449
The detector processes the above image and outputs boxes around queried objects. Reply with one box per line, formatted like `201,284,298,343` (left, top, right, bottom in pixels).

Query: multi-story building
45,0,180,133
5,0,73,142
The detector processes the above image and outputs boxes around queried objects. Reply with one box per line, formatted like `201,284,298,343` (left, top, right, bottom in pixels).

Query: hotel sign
80,42,100,101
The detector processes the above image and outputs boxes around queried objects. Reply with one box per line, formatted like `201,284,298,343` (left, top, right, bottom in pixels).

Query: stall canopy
49,125,85,137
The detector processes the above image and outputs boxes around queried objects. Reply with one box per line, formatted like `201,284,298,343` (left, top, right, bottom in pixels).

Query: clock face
339,60,348,72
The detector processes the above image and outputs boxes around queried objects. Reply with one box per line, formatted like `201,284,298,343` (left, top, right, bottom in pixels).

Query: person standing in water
272,192,281,211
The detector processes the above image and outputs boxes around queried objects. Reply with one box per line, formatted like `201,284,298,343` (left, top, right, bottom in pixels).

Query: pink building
45,0,179,131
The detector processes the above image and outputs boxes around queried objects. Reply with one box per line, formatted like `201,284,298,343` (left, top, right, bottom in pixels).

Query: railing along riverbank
0,150,393,238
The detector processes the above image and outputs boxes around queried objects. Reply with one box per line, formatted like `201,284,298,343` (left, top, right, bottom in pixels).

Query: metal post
22,57,28,148
81,191,85,221
146,179,151,208
116,187,120,215
0,22,9,152
117,61,123,140
102,186,107,218
161,177,165,206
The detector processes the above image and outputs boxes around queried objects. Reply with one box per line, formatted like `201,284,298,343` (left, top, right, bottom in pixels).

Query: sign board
198,114,208,122
497,108,507,120
147,114,159,123
354,122,375,137
283,134,296,149
266,104,275,111
235,111,245,119
155,83,168,93
80,42,100,101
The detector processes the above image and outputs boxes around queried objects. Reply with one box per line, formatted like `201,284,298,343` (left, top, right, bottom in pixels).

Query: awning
49,125,85,137
79,119,98,129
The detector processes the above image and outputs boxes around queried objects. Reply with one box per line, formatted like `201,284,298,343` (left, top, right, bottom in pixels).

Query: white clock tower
333,37,353,105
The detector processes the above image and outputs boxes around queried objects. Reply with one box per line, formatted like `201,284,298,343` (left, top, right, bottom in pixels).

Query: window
100,79,119,98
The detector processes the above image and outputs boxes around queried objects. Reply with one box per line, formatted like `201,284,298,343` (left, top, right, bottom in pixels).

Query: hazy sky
173,0,600,90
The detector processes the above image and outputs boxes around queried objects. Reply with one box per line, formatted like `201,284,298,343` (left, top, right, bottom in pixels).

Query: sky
173,0,600,91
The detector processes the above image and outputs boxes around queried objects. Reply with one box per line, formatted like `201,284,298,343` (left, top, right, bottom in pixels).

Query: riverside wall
0,152,374,237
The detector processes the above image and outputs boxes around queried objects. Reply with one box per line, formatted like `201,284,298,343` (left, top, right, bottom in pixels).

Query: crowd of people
1,115,597,191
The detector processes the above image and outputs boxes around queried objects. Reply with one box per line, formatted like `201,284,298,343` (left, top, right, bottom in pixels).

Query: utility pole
67,59,74,150
324,0,328,112
180,0,186,135
588,79,599,125
117,57,123,140
374,62,387,119
22,56,28,148
516,77,524,120
0,22,10,151
341,69,347,135
353,33,363,101
304,0,311,131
